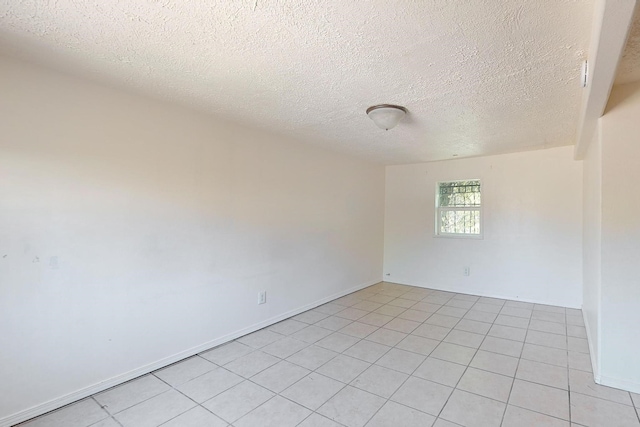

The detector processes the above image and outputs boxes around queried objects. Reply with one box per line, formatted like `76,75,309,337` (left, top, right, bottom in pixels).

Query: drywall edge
0,279,380,427
582,308,601,382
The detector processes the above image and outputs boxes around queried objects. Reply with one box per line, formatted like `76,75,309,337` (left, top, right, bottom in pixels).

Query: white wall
597,81,640,393
0,56,385,424
384,147,583,307
582,124,602,376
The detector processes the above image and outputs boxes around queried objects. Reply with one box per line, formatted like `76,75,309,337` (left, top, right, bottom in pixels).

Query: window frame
434,179,483,239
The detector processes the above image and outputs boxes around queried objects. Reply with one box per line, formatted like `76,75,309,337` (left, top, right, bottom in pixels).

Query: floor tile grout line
99,373,187,419
566,324,573,424
19,283,606,427
295,285,430,427
150,355,222,388
633,397,640,423
164,285,590,424
227,307,400,423
471,291,628,420
274,306,587,370
147,373,222,427
227,393,280,427
253,287,610,422
89,396,121,427
214,369,350,427
437,295,517,425
498,302,578,423
506,403,580,425
435,310,478,421
500,318,527,426
510,310,578,423
345,331,532,393
168,333,329,424
211,379,302,425
568,389,638,407
26,374,155,426
347,287,445,427
292,410,349,427
279,373,349,416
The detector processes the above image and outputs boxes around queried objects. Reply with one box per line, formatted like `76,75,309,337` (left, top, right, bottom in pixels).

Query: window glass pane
438,180,481,207
440,209,480,235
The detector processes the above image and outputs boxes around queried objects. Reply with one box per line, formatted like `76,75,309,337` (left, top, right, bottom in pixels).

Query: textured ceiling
615,7,640,85
0,0,593,164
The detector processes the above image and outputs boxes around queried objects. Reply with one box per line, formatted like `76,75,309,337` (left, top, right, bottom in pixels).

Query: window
436,180,482,237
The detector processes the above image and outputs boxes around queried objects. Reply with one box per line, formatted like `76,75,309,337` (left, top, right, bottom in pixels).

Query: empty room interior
2,1,640,426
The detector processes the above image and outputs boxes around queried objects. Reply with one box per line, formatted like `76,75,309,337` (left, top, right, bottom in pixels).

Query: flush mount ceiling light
366,104,408,130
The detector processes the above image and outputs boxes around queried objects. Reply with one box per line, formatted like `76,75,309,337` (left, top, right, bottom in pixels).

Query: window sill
433,233,484,240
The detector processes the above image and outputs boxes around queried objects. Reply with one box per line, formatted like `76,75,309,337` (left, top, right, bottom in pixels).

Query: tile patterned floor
17,282,640,427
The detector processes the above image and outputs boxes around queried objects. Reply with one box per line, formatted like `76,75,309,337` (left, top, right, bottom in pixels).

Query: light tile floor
17,282,640,427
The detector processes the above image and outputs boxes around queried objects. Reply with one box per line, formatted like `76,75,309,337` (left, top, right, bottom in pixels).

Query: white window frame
435,179,483,239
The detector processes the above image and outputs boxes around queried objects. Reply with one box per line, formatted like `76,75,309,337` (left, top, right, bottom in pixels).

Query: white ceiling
0,0,594,165
615,7,640,85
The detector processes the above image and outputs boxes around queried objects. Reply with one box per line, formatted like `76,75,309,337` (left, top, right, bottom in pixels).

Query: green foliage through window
438,180,481,207
437,180,481,236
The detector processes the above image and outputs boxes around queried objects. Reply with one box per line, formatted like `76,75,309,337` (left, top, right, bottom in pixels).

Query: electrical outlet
258,291,267,305
464,266,470,276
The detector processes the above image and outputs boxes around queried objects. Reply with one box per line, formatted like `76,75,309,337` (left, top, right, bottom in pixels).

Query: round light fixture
366,104,407,130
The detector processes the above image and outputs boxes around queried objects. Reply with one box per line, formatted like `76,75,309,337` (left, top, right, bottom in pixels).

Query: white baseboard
1,278,380,427
582,311,640,394
598,375,640,395
382,278,582,309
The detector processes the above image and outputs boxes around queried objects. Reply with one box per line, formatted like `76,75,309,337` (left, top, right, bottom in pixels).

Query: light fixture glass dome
366,104,407,130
